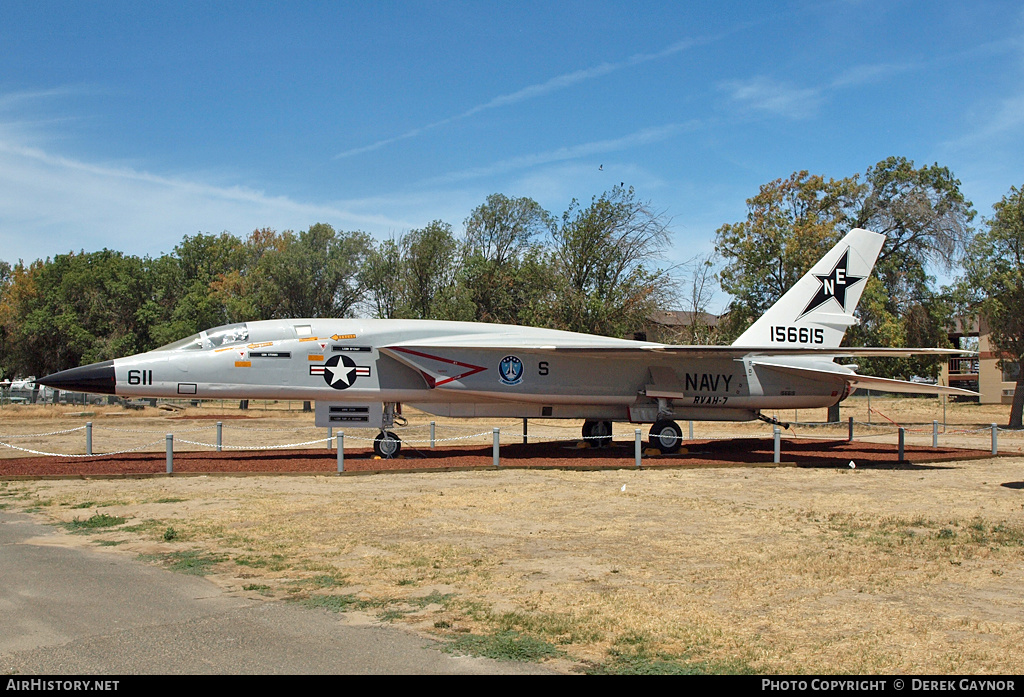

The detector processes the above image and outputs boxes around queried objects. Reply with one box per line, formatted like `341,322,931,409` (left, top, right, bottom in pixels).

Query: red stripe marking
388,347,487,387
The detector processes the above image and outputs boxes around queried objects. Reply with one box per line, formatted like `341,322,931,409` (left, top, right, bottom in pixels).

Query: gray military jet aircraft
40,228,974,456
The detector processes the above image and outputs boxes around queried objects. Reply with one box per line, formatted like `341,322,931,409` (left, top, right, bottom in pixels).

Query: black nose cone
38,360,116,395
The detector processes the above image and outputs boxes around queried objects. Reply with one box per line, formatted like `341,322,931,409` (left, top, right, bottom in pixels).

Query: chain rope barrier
218,424,321,433
1,416,1021,460
0,426,87,438
175,437,332,450
94,425,212,434
0,438,167,458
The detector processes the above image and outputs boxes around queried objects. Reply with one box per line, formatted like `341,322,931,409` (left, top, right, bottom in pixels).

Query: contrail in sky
334,36,716,160
419,122,701,185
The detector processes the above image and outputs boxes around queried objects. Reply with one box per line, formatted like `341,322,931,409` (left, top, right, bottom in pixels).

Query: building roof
649,310,720,328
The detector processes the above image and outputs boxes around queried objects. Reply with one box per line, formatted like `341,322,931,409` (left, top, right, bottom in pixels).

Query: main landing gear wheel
648,419,683,454
374,431,401,458
582,420,613,448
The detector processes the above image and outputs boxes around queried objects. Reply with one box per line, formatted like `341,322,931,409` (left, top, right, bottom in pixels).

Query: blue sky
2,1,1022,311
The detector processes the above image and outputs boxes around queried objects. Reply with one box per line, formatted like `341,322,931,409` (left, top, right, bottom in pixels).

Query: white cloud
829,61,918,88
719,76,823,119
0,136,421,262
948,92,1024,148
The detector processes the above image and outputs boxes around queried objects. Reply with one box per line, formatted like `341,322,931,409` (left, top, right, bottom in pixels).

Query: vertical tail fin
732,228,885,349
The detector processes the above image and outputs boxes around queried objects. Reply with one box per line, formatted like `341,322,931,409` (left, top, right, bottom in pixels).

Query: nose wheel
648,419,683,454
374,430,401,458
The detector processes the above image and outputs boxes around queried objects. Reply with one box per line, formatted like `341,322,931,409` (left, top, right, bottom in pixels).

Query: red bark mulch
0,437,997,479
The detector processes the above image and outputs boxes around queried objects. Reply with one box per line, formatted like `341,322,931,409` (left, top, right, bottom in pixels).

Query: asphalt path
0,511,553,675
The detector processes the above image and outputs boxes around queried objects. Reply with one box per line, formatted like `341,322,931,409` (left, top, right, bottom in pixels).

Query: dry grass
2,396,1023,674
2,396,1020,458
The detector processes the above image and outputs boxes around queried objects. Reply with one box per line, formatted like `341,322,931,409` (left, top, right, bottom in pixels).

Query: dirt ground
2,397,1023,674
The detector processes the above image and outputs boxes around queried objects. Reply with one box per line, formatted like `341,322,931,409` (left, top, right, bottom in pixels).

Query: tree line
1,157,1021,425
714,155,1022,426
0,186,673,378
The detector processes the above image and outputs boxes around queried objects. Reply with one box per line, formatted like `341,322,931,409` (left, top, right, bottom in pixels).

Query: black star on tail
799,248,865,318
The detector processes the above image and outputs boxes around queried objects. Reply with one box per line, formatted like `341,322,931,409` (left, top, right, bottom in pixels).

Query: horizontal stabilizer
751,361,978,397
808,313,860,328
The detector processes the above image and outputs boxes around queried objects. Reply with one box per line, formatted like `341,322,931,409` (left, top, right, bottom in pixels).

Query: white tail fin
733,228,885,349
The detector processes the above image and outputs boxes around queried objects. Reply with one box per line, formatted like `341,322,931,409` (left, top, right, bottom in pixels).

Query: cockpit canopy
154,323,249,352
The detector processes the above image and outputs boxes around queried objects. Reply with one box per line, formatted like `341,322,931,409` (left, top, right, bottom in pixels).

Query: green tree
206,227,288,323
957,185,1024,427
359,237,403,319
675,253,722,345
144,232,248,346
0,260,11,378
854,156,975,274
0,251,152,376
498,247,561,328
462,193,556,324
0,260,38,377
257,224,373,318
847,157,975,378
549,185,675,337
715,171,864,340
715,160,973,380
399,221,474,321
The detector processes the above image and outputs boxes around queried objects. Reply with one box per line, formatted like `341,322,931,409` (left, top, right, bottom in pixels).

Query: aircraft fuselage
86,318,846,423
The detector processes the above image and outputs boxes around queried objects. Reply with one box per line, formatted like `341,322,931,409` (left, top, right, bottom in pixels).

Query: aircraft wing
750,360,978,397
383,337,976,396
548,346,968,358
388,337,969,359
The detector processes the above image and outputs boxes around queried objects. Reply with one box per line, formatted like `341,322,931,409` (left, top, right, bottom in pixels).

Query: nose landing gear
373,402,405,458
373,430,401,458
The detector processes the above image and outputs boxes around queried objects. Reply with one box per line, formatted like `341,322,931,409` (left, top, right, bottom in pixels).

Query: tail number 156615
772,326,824,344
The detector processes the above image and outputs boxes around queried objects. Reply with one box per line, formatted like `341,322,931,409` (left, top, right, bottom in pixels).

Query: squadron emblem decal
498,355,524,386
799,248,865,318
310,354,370,390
